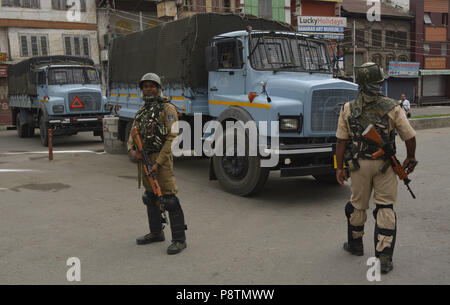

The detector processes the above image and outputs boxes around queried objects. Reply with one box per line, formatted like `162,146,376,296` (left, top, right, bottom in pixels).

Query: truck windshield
48,67,100,85
249,34,332,73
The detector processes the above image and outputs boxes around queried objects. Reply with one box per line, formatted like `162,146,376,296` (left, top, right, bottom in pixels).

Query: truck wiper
276,65,301,71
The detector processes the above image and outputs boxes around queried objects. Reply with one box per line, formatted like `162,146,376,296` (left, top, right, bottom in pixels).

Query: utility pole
353,19,356,83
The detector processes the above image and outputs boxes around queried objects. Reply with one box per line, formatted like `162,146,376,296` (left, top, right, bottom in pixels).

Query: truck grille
311,89,358,132
68,92,102,112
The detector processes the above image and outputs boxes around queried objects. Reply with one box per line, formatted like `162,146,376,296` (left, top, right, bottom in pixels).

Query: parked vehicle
107,13,358,196
8,55,109,146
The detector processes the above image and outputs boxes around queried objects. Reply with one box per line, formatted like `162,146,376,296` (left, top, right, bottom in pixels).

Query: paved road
0,129,449,285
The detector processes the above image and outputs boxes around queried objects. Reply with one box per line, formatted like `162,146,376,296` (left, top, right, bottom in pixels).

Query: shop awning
420,70,450,75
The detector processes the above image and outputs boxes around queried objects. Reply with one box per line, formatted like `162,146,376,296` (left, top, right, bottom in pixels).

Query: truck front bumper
48,115,105,135
264,143,336,177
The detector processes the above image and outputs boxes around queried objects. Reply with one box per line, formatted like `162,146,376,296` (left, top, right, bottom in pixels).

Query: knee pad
345,202,365,242
373,204,397,256
142,191,158,206
162,195,180,212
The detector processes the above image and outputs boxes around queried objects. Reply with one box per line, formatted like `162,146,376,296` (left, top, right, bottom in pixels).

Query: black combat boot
379,254,394,274
137,191,165,245
136,231,165,245
343,238,364,256
163,195,187,255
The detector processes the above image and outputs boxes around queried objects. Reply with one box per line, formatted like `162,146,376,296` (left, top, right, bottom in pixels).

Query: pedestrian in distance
399,93,411,119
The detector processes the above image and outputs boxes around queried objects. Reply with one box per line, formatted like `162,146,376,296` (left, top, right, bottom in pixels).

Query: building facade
291,0,341,26
339,0,415,101
411,0,450,104
0,0,100,64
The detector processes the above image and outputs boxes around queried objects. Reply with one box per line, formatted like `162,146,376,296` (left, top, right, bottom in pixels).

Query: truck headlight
52,105,64,113
280,118,299,131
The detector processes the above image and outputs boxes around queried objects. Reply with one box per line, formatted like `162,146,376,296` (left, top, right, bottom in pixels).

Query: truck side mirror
205,46,218,72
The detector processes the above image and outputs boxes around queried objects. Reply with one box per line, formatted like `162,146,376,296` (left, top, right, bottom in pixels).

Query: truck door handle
210,87,218,92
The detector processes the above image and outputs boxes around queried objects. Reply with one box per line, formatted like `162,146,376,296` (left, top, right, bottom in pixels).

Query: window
63,35,90,58
1,0,39,7
249,35,332,72
19,34,49,57
37,71,46,85
372,29,382,47
355,29,365,47
397,32,407,49
442,44,447,56
385,30,396,49
48,67,100,85
424,13,432,24
423,44,430,55
217,39,243,69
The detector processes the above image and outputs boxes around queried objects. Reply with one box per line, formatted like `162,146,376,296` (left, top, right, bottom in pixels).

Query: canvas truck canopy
108,13,294,88
8,56,95,96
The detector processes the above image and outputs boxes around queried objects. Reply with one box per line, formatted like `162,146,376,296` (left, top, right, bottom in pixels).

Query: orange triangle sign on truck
70,96,84,109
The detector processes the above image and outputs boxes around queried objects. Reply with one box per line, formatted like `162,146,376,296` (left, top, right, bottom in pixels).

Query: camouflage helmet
354,62,385,85
139,73,162,89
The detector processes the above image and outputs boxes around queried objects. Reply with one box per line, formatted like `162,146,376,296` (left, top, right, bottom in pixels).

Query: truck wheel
16,113,27,138
39,115,49,147
313,174,338,184
212,128,269,196
26,125,35,137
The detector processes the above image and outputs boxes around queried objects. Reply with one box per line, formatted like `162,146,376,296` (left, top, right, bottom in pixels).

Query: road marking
1,150,105,155
0,169,39,173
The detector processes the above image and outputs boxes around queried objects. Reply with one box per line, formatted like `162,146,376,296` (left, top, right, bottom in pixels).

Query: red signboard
0,65,7,78
0,80,12,125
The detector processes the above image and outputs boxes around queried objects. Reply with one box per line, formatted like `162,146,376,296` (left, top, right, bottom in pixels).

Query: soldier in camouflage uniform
335,63,418,273
128,73,187,255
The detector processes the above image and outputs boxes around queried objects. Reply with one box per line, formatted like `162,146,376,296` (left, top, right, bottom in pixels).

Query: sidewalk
411,105,450,117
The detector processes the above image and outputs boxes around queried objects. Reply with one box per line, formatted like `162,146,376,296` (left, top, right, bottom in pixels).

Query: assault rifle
130,126,169,225
362,124,416,199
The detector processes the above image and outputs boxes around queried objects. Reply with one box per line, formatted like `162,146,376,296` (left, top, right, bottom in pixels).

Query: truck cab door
36,70,48,103
208,38,246,104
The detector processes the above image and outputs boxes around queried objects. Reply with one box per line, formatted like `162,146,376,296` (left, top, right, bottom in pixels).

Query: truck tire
26,125,35,137
212,127,269,196
16,113,27,138
39,115,49,147
313,174,338,184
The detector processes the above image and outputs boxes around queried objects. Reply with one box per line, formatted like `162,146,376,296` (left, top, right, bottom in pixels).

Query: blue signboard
298,26,344,33
388,62,420,77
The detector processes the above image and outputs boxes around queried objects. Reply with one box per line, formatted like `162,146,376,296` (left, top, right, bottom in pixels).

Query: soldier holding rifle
128,73,187,255
335,63,418,273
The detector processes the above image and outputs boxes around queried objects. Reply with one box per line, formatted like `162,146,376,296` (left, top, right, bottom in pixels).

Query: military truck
8,56,109,146
106,13,358,196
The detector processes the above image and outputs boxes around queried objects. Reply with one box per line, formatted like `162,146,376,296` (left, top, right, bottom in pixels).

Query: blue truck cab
106,13,358,196
8,56,109,146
